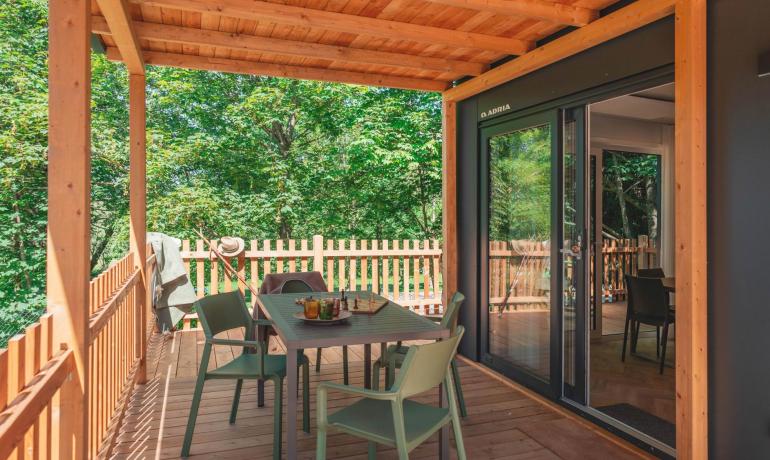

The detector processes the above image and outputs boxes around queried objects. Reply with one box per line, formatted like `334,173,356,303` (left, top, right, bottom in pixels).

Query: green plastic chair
280,279,350,384
316,326,467,459
180,291,310,459
372,292,467,417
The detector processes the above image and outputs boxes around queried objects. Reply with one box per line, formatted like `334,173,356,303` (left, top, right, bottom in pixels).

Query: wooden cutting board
349,295,388,314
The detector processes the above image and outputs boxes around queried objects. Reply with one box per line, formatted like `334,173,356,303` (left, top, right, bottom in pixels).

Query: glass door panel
562,107,587,403
484,116,555,386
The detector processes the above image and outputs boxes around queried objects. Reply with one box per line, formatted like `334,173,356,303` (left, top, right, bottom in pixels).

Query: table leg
256,306,265,407
287,345,298,460
364,343,372,389
439,382,449,459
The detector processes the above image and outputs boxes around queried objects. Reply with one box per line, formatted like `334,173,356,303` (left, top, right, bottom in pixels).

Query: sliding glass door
561,107,588,403
480,111,559,395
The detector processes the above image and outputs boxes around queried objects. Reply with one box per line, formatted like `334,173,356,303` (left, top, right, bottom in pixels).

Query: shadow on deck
110,330,652,459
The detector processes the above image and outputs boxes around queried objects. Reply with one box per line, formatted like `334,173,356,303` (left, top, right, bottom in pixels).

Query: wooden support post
47,0,91,457
675,0,707,458
129,73,147,384
441,96,457,306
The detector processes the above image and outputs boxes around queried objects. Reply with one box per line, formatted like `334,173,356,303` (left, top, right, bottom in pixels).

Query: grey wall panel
708,0,770,457
476,18,674,122
457,97,479,359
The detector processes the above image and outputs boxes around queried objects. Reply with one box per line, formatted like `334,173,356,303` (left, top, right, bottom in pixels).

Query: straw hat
218,236,245,257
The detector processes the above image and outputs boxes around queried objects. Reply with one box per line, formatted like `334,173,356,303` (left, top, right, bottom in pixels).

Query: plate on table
292,310,352,325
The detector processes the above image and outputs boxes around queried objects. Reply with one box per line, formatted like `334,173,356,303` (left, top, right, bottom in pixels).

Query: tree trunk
91,221,116,271
266,113,297,240
11,194,32,289
416,164,431,239
645,176,658,241
614,172,631,238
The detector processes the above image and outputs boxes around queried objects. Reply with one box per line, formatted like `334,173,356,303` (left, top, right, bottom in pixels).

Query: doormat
597,403,675,448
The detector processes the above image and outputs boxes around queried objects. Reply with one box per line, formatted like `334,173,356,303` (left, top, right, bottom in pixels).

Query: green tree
0,1,443,346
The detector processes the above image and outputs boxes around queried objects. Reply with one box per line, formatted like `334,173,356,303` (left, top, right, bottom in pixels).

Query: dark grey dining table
254,291,451,460
662,277,676,292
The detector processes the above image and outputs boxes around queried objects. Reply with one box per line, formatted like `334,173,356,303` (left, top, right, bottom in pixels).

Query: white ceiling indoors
591,83,675,124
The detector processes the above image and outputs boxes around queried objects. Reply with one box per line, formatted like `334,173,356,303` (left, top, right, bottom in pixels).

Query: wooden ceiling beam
444,0,676,102
104,48,451,92
426,0,598,27
92,16,487,76
95,0,144,74
130,0,534,54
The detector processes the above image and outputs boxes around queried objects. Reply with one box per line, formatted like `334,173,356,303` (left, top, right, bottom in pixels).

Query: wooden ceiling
92,0,621,91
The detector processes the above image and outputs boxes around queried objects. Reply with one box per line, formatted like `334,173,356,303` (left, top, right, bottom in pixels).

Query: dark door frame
478,109,562,399
562,105,589,405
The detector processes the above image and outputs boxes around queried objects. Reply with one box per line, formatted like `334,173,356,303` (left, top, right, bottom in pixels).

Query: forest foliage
0,0,442,344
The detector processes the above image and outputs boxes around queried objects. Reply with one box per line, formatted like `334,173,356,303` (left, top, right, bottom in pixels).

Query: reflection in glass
487,123,552,379
563,114,578,389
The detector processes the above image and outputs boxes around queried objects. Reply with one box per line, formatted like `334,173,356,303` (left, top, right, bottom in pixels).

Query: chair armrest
209,338,263,350
252,318,274,327
318,381,396,401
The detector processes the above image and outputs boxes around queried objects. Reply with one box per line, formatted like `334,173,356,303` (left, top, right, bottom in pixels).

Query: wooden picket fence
0,313,69,460
0,246,154,460
177,235,443,329
596,237,657,301
87,251,142,458
488,240,551,311
488,237,658,311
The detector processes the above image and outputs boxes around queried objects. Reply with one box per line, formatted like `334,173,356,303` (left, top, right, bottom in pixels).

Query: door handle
561,233,585,260
560,248,581,259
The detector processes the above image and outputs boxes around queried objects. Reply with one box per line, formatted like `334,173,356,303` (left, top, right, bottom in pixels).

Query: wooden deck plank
110,330,651,459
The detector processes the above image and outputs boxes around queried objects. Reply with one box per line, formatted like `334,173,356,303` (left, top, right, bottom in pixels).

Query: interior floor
487,305,675,447
590,302,676,447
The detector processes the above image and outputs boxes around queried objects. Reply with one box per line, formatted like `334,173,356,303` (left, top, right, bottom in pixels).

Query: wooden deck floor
111,330,653,460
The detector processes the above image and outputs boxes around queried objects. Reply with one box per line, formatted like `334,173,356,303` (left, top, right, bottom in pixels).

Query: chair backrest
441,292,465,334
392,326,464,399
625,275,668,321
195,291,252,338
280,279,314,293
637,267,665,278
261,271,328,294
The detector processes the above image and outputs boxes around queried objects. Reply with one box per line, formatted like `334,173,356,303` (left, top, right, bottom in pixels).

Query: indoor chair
622,275,675,374
372,292,467,417
180,291,310,459
635,267,668,346
637,267,665,278
316,327,467,460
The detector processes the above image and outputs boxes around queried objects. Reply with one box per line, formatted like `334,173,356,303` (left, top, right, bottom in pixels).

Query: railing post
441,97,458,306
47,0,91,456
637,235,649,270
313,235,324,275
129,73,147,384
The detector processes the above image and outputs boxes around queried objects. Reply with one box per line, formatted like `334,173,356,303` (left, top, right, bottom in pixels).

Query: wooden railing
87,251,142,458
178,235,443,329
0,313,73,460
0,246,154,460
488,240,551,310
596,237,657,301
489,237,658,311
